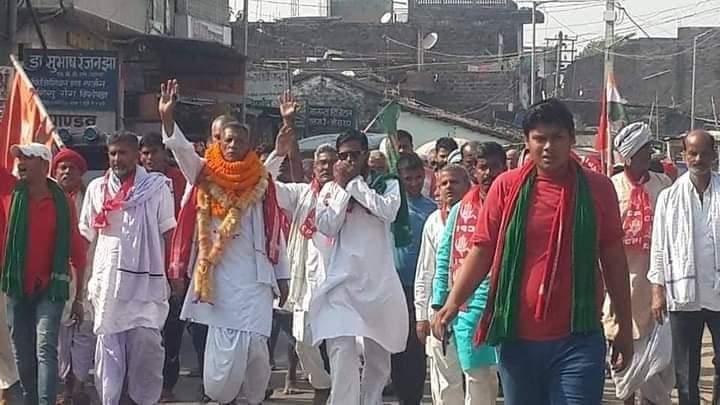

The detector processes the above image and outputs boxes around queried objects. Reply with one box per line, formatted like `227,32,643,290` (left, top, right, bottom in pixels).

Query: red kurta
0,171,87,295
473,167,623,341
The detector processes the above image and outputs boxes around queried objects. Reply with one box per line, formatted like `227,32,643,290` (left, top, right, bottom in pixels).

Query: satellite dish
380,12,393,24
422,32,439,50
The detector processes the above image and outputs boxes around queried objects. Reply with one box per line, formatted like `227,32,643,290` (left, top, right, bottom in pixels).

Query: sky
229,0,720,50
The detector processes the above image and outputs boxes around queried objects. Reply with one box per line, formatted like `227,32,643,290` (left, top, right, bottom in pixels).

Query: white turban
614,122,652,160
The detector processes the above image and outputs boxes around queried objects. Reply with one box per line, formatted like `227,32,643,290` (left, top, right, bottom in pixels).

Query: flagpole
603,0,615,176
8,54,64,148
363,101,394,134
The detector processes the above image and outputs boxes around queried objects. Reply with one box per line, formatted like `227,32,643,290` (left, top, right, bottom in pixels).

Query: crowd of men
0,79,717,405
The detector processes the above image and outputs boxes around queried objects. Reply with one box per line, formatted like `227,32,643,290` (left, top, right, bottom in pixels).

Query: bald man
649,130,720,405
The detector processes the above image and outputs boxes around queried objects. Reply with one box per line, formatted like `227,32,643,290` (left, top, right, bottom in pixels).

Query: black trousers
670,310,720,405
390,286,427,405
161,296,209,390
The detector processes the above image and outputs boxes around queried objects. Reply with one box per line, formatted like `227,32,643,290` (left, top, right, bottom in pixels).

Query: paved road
26,328,716,404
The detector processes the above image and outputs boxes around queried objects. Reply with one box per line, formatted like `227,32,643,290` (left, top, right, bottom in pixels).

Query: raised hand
159,79,179,136
278,90,299,126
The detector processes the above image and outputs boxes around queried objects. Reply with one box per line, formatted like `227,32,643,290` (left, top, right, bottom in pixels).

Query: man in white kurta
159,80,290,405
414,164,471,404
79,134,176,405
265,142,335,403
310,130,409,405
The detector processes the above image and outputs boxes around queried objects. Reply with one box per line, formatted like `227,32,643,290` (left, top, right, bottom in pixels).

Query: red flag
0,59,57,169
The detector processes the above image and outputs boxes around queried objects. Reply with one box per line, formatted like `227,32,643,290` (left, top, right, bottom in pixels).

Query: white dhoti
428,334,498,405
293,310,331,390
204,327,271,404
58,321,96,382
95,327,164,405
326,336,389,405
0,294,17,390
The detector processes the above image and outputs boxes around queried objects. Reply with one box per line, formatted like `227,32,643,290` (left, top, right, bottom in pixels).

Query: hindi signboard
246,70,289,108
0,66,13,118
23,49,119,111
305,105,356,136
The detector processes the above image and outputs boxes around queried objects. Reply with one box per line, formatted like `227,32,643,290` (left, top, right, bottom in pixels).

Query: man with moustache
649,129,720,405
414,164,472,404
79,132,176,405
430,142,507,405
2,144,87,405
603,122,673,405
432,99,633,405
311,129,409,404
52,149,96,405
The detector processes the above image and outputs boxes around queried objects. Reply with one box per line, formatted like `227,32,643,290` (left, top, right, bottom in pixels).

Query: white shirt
79,178,175,335
693,184,720,311
163,123,290,336
309,177,409,354
414,209,445,322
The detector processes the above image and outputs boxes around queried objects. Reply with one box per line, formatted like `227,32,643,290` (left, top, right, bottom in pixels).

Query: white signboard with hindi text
246,70,289,108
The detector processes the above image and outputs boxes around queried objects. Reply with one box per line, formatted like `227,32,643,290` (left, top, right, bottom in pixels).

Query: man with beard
392,152,437,404
2,144,87,405
311,129,409,404
649,130,720,405
433,99,633,405
603,122,673,405
435,138,459,171
266,126,337,403
52,149,96,405
160,80,289,405
78,132,176,405
430,142,506,404
414,164,472,403
460,142,482,181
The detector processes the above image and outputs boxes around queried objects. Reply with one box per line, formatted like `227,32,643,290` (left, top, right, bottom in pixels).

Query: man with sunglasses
309,130,409,405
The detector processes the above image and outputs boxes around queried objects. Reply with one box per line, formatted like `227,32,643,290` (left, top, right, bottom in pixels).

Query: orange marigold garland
194,144,268,303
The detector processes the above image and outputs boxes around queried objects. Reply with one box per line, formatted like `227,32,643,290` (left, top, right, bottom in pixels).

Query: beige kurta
603,171,671,340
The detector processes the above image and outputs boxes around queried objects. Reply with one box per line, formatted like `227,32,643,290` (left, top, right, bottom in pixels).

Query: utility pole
241,0,249,124
602,0,615,174
531,1,536,105
554,31,563,97
691,30,712,129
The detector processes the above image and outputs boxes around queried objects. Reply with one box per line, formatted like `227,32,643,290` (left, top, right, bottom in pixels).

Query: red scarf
300,178,321,239
166,177,283,280
93,171,135,229
450,186,484,311
622,171,653,251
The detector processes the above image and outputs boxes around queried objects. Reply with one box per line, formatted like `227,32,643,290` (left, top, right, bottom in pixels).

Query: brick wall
564,28,720,122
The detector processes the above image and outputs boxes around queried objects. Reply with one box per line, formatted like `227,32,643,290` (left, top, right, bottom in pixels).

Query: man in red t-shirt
2,143,87,405
432,99,634,405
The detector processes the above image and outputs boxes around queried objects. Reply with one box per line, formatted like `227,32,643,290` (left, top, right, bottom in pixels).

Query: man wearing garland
1,144,87,405
79,132,175,405
311,129,409,405
433,99,634,405
431,143,507,404
159,79,290,405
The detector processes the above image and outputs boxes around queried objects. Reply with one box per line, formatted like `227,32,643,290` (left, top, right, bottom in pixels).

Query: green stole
1,180,71,301
476,162,599,346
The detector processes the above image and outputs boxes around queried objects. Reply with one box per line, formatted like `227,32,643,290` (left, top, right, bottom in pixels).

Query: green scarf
1,180,71,301
368,171,412,248
479,163,598,346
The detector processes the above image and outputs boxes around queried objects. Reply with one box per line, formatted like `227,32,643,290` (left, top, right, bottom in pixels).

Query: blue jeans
7,293,64,405
497,332,606,405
